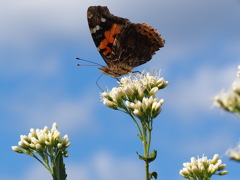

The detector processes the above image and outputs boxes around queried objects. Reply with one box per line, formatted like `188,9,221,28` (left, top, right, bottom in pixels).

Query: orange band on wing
99,24,123,55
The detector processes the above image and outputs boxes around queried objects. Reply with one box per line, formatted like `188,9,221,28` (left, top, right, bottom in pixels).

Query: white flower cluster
214,65,240,114
12,122,70,157
226,143,240,162
126,97,164,119
101,71,168,119
179,154,228,180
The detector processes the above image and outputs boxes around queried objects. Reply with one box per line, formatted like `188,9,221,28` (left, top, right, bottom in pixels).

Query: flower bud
218,171,228,175
12,146,23,153
133,109,142,117
149,87,158,96
211,154,219,164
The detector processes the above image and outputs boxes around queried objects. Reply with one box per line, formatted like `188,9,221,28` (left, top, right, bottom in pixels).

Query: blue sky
1,0,240,179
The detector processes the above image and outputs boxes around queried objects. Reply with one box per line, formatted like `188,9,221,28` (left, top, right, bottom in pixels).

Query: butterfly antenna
96,73,104,92
75,57,103,67
132,70,142,75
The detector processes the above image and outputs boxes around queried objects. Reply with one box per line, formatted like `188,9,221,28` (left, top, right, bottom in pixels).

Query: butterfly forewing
87,6,165,77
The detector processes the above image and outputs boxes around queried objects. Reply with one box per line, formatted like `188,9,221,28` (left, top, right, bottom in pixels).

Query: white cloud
165,64,238,120
179,130,235,155
10,151,142,180
8,88,99,133
91,151,143,180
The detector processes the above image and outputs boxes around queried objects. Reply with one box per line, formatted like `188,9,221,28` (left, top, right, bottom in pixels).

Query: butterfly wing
87,6,130,66
87,6,165,76
111,22,165,68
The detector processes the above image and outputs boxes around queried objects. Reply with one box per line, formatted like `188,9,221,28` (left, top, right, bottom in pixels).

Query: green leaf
149,171,158,179
52,152,67,180
136,150,157,163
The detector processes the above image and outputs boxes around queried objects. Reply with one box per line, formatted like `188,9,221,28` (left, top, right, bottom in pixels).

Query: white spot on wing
91,25,101,34
88,14,93,19
101,17,106,22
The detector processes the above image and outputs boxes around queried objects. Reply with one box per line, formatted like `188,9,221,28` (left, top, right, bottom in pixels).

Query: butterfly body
87,6,165,77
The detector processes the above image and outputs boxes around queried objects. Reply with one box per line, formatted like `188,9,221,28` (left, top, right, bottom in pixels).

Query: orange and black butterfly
78,6,165,78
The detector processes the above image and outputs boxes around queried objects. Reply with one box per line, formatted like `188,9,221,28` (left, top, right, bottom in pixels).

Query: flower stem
145,161,150,180
142,123,151,180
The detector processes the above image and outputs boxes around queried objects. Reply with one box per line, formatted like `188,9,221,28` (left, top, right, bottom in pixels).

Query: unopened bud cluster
126,97,164,119
12,122,70,157
179,154,228,180
226,143,240,162
214,65,240,115
101,71,168,119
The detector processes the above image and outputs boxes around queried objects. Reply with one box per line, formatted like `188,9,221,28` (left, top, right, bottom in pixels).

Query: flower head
214,65,240,115
12,123,69,179
180,154,228,180
100,70,168,119
226,143,240,162
12,122,70,157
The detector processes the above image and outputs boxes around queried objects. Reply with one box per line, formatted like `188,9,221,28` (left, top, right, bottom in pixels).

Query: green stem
145,161,150,180
142,123,150,180
147,128,151,157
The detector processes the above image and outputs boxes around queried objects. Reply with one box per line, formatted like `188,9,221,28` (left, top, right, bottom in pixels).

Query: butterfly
84,6,165,78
